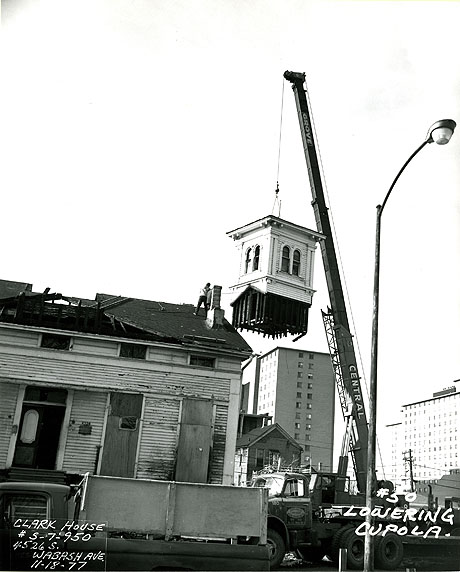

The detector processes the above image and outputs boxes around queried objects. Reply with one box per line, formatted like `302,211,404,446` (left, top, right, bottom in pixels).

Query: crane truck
251,72,459,570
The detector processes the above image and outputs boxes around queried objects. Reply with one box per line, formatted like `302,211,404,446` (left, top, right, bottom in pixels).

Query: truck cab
253,472,317,567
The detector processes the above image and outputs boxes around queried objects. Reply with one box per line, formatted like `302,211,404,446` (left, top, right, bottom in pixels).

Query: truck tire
329,525,354,562
374,533,403,570
341,529,365,570
266,528,286,569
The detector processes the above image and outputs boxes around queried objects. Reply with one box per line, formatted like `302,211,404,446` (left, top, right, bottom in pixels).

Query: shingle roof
96,293,252,353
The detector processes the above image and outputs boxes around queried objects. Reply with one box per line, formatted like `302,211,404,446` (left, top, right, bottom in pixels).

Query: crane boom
284,70,369,493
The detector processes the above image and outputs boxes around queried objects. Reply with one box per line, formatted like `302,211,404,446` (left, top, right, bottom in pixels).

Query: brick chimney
206,285,225,328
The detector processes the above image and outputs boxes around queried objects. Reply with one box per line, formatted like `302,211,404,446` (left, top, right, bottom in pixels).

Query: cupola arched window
281,246,290,272
252,245,260,271
245,248,253,273
292,249,301,276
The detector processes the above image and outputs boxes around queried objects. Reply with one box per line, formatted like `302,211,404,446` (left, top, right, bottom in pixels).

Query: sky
2,0,460,478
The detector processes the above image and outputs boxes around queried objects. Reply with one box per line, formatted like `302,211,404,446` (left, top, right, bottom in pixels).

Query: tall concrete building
241,347,335,469
384,383,459,488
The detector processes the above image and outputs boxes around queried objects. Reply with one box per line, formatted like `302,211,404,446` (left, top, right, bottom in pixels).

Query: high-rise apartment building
241,347,335,469
384,384,459,488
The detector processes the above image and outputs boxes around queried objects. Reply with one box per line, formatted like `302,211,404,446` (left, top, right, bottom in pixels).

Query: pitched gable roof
236,423,302,450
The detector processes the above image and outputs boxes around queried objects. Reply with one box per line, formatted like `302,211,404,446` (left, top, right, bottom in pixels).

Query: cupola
227,215,324,338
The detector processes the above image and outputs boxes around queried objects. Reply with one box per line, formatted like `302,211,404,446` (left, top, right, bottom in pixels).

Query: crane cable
304,81,387,480
272,78,285,218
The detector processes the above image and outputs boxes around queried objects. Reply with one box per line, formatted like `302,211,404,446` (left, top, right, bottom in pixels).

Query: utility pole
403,449,415,492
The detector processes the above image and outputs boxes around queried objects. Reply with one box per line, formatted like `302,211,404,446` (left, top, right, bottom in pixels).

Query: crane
283,71,369,494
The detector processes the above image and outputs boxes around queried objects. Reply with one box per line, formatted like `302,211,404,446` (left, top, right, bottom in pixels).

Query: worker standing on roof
194,283,211,316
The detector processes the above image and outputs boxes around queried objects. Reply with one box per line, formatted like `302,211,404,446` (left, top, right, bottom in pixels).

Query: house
234,421,302,486
0,280,252,486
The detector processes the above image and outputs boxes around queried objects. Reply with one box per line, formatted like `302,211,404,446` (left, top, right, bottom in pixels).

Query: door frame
7,384,71,470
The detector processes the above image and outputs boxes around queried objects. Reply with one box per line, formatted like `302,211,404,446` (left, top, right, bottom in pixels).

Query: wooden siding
0,352,232,401
0,381,19,467
0,329,39,347
215,356,242,373
71,337,118,356
136,397,180,480
208,404,228,484
62,389,107,474
148,348,188,365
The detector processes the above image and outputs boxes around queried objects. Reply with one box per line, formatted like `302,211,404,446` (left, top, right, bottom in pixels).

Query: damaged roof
0,280,252,354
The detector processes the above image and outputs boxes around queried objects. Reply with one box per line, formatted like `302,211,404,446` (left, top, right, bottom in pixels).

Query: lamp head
427,119,456,145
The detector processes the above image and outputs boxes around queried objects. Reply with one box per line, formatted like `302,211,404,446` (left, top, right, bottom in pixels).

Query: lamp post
363,119,456,572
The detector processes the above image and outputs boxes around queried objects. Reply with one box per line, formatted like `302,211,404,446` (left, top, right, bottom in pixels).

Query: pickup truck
0,475,269,571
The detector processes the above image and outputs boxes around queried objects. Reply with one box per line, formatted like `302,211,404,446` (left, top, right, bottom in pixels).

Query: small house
234,422,302,485
0,280,252,486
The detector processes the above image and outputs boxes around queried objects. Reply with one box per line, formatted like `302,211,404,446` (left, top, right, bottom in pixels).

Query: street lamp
363,119,456,572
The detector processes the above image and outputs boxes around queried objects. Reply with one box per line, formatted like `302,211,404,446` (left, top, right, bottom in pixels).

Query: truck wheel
341,529,365,570
374,533,403,570
329,525,353,562
266,528,286,569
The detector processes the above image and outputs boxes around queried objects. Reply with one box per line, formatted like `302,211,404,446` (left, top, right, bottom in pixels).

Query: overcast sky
2,0,459,476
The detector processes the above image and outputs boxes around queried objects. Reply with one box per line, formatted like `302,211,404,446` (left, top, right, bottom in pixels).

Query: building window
298,352,304,358
309,353,314,360
306,403,312,409
307,393,313,400
41,333,71,350
3,494,48,521
292,249,301,276
308,363,314,369
19,410,39,444
189,355,216,368
245,248,253,273
24,386,67,404
296,392,302,398
307,383,313,389
252,245,260,271
119,416,138,431
295,423,300,429
296,402,302,409
297,382,302,388
297,372,303,378
281,246,290,272
120,343,147,359
307,374,313,379
298,362,303,368
294,433,300,440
